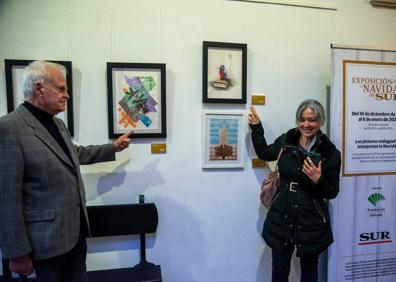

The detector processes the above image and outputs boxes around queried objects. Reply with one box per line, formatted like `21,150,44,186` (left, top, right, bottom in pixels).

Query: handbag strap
274,147,284,171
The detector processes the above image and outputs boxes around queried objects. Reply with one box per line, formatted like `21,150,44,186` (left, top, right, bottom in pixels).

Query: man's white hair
22,61,66,98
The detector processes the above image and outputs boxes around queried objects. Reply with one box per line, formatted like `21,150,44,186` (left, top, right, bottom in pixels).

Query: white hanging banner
343,60,396,176
329,45,396,282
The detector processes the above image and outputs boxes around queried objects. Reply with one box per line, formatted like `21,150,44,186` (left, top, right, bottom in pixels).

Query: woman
249,99,341,282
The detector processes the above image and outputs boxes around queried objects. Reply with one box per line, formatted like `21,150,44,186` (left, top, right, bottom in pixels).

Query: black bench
87,195,162,282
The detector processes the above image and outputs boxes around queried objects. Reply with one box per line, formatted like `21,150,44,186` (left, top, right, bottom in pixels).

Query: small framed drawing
202,110,245,169
4,59,74,135
202,41,247,104
107,62,166,139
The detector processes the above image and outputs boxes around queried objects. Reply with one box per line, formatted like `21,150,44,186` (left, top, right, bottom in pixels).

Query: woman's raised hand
248,106,261,124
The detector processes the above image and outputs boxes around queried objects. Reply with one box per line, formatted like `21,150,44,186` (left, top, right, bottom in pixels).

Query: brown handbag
260,148,283,209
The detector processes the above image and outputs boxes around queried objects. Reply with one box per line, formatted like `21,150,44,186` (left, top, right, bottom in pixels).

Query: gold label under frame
252,158,266,168
151,143,167,154
251,95,265,105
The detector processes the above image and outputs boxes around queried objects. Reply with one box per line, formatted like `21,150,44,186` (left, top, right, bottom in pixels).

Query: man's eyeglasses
49,82,68,93
46,83,68,94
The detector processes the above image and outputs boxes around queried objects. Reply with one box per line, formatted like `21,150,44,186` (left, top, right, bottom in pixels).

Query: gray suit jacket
0,105,115,260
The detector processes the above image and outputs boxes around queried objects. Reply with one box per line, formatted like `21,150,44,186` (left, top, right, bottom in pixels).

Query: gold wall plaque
252,158,266,168
151,143,167,154
251,95,265,105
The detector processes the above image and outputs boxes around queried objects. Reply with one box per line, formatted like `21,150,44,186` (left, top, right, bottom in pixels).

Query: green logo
368,193,385,207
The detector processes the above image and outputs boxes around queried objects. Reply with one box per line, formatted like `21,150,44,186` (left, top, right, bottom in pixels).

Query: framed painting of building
202,110,245,168
107,62,166,138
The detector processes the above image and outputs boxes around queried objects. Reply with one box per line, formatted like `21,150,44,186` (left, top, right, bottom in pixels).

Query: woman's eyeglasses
298,116,319,123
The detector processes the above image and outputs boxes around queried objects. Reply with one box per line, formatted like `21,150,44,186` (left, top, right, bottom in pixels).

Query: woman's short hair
22,61,66,98
295,99,326,126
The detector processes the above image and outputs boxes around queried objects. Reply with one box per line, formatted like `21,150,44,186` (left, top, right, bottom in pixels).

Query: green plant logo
368,193,385,207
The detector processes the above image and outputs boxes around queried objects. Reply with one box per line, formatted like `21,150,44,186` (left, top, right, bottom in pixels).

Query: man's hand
9,254,33,276
113,131,133,152
248,106,261,124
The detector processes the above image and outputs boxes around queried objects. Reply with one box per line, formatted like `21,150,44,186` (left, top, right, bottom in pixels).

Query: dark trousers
1,236,87,282
33,234,88,282
33,209,89,282
272,244,318,282
2,210,88,282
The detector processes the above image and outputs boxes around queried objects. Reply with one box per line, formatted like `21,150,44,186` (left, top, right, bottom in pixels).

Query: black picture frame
202,41,247,104
4,59,74,136
106,62,167,139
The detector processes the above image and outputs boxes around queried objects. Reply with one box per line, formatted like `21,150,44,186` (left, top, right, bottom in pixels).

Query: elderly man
0,60,131,282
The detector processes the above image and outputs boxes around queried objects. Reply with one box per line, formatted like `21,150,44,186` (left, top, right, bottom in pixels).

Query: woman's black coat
251,123,341,257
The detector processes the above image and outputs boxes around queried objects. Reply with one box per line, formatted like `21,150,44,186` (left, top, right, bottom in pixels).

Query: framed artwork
107,62,166,139
4,59,74,135
202,110,245,169
202,41,247,104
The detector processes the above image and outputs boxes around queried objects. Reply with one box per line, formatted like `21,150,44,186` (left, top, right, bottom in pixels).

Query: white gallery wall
1,1,396,281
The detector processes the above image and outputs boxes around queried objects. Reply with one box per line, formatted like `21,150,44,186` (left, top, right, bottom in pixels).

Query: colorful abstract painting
107,63,166,138
118,76,158,129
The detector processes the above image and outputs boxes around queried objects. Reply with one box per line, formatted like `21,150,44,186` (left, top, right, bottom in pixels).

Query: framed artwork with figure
202,110,245,168
4,59,74,135
202,41,247,104
107,62,167,139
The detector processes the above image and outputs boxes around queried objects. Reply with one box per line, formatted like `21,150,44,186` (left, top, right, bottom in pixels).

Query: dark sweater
23,102,73,163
